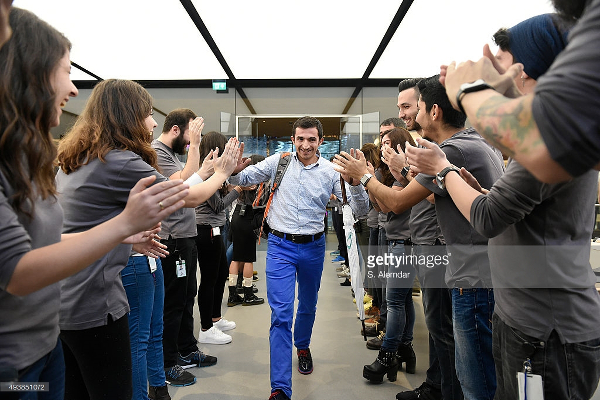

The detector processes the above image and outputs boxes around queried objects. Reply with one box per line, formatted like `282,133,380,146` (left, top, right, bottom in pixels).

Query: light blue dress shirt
229,152,369,235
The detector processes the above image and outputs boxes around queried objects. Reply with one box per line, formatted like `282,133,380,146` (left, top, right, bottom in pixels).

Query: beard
551,0,590,19
172,134,188,155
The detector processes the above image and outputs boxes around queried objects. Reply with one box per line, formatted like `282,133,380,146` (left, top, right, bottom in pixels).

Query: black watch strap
456,79,494,114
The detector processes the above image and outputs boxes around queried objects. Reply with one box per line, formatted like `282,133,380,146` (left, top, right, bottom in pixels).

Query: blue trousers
381,242,415,351
6,339,65,400
452,288,496,400
266,233,325,399
122,256,166,400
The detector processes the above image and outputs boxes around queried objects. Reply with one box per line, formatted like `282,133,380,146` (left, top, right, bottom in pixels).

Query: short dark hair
418,75,466,129
380,117,406,129
292,116,323,139
162,108,197,134
492,28,510,52
398,78,423,94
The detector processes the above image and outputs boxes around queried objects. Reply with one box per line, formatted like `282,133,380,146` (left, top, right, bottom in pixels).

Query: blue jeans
122,256,166,400
377,228,388,324
452,288,496,400
6,340,65,400
492,313,600,400
266,233,325,399
381,242,415,352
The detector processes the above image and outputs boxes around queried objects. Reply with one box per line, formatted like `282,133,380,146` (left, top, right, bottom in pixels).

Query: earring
521,75,526,88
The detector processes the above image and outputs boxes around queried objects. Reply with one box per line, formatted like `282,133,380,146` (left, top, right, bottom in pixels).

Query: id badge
517,372,544,400
212,226,221,236
176,260,186,278
148,257,157,273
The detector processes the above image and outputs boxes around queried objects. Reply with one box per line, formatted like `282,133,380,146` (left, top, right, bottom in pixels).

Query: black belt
271,230,324,244
388,238,412,246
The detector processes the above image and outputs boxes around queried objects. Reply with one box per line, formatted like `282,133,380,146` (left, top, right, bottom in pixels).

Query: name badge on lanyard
148,257,157,273
176,259,186,278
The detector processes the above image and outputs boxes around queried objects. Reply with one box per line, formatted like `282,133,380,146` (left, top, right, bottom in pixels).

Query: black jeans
331,210,348,264
161,237,198,368
493,313,600,400
195,225,228,330
413,243,462,399
60,315,132,400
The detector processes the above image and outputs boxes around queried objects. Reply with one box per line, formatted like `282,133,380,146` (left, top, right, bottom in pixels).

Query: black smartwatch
401,166,410,178
455,79,494,114
435,165,460,190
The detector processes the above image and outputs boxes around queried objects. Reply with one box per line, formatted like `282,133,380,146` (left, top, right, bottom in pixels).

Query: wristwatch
360,173,373,187
455,79,494,114
401,166,410,178
435,166,460,190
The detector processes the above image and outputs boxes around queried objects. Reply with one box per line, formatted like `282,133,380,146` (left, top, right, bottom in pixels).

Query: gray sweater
56,150,165,330
0,171,63,370
471,160,600,343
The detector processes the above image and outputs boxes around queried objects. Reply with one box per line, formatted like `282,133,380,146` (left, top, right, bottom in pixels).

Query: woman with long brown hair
55,79,240,399
364,127,419,382
0,9,188,400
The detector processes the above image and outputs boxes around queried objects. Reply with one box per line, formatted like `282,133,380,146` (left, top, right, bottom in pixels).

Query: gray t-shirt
384,180,410,241
366,206,379,229
56,150,165,330
409,198,442,245
0,172,63,370
471,160,600,343
416,128,504,288
152,139,196,239
195,188,240,227
532,0,600,177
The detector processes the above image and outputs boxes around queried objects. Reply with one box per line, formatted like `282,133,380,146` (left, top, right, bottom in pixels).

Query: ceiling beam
342,0,415,114
179,0,256,114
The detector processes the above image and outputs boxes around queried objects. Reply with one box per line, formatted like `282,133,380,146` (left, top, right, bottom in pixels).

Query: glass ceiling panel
193,0,403,79
13,0,228,80
371,0,556,79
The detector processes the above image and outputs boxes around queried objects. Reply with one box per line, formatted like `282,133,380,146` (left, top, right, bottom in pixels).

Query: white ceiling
14,0,555,81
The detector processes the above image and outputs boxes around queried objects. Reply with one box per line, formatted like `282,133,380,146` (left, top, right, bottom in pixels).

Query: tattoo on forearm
474,95,543,156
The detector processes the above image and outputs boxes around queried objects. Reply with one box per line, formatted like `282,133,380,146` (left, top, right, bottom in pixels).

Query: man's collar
293,150,321,167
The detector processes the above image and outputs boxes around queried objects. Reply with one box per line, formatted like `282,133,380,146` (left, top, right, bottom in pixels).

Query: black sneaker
396,382,442,400
164,365,196,387
178,350,217,369
148,385,171,400
297,348,313,374
269,389,291,400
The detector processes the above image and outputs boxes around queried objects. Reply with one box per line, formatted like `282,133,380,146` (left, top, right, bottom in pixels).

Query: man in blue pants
229,116,369,400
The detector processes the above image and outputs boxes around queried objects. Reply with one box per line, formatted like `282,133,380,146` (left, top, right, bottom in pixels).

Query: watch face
436,174,445,190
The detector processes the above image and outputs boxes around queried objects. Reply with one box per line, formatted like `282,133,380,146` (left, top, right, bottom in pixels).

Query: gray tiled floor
167,233,600,400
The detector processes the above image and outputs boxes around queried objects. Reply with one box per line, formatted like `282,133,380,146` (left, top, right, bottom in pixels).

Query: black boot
396,342,416,374
227,285,244,307
363,349,398,383
148,385,171,400
243,285,264,306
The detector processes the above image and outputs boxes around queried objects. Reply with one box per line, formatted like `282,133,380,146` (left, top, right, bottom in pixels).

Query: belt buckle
290,234,300,243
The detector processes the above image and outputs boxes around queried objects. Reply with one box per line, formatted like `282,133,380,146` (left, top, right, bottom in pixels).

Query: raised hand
214,137,241,176
188,116,205,148
405,138,450,176
333,149,368,183
121,176,189,234
441,58,523,109
197,149,216,179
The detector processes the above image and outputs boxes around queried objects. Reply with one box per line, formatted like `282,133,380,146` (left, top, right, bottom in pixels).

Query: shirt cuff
184,173,204,186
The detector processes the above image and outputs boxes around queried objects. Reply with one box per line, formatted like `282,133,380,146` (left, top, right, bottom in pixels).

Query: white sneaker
198,326,232,345
213,318,236,331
